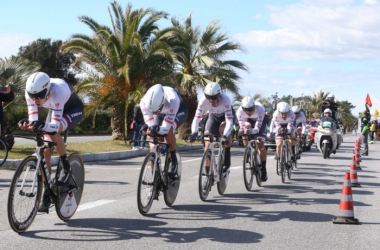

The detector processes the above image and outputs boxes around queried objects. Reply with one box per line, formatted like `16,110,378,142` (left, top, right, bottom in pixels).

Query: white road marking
76,199,116,212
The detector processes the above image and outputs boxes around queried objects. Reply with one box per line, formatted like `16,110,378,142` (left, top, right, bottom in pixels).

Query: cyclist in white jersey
189,82,233,172
291,105,306,158
140,84,188,181
236,96,268,181
270,102,296,161
18,72,84,213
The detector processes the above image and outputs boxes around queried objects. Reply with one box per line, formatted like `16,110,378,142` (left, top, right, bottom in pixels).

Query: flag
365,93,372,107
375,109,379,120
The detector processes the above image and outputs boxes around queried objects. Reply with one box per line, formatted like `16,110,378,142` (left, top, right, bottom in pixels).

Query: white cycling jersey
295,111,307,135
236,102,265,134
141,86,180,135
26,78,72,133
191,93,233,137
270,110,295,134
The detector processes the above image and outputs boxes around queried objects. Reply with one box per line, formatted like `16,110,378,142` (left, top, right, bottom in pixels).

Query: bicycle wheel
287,146,292,180
56,153,85,221
7,156,42,233
199,150,212,201
253,148,262,187
243,146,254,191
280,145,287,183
164,152,181,207
217,148,228,195
137,152,156,214
276,157,280,176
0,139,8,166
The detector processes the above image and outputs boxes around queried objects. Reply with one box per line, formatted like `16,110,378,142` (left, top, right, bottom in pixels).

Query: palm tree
168,15,248,136
62,1,176,140
310,90,330,118
0,56,40,134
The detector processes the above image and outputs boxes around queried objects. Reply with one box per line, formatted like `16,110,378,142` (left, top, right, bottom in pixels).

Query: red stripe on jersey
146,117,154,122
52,118,61,122
195,116,203,118
28,111,38,115
164,118,173,124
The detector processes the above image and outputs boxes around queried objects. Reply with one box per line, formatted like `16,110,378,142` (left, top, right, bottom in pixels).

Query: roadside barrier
333,172,359,224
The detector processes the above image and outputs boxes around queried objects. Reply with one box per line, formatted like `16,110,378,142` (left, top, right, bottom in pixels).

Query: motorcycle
314,117,338,159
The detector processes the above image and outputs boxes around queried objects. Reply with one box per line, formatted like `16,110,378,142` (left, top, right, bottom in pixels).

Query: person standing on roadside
132,102,147,150
0,85,14,126
361,106,371,156
369,120,376,144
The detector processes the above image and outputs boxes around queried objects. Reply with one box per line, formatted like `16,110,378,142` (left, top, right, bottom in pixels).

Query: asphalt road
0,134,379,249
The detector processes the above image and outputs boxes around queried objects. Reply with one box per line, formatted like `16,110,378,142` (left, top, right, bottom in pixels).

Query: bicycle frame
204,136,223,182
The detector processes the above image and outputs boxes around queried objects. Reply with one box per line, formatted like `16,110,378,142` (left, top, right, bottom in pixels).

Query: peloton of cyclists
236,96,268,182
140,84,188,182
189,82,233,174
270,102,296,162
291,105,306,159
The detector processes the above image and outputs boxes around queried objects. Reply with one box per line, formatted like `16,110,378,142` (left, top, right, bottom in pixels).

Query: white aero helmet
26,72,51,99
204,82,221,100
144,84,165,113
327,93,335,101
241,96,255,112
277,102,290,113
291,106,301,114
324,108,332,115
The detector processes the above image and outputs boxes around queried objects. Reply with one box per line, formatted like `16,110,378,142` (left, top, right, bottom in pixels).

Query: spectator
370,120,376,144
131,102,147,150
361,107,370,156
0,85,14,127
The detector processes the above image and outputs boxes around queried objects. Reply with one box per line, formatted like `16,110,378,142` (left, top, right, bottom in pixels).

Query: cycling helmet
324,108,332,115
327,93,335,101
277,102,290,113
291,106,301,114
144,84,165,113
241,96,255,112
204,82,221,100
26,72,51,99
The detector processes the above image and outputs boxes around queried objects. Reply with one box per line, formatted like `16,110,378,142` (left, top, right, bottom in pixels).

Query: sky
1,0,380,117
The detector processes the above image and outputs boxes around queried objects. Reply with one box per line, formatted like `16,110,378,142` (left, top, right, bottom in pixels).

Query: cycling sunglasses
205,93,220,101
294,112,300,115
242,107,255,112
27,89,48,100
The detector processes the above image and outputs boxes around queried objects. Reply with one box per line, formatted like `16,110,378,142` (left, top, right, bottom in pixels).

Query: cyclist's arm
252,106,264,134
140,97,155,127
159,100,179,135
191,98,207,134
301,114,307,135
26,91,38,122
236,107,246,133
223,98,234,137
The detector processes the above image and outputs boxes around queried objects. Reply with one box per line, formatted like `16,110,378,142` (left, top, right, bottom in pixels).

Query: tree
62,1,176,140
168,15,248,137
337,100,357,132
0,56,40,134
18,39,77,84
310,90,330,118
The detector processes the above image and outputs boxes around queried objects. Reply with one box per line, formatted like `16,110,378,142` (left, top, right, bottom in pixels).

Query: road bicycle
136,136,181,215
242,134,262,191
0,124,9,166
7,130,85,233
198,135,229,201
276,133,296,183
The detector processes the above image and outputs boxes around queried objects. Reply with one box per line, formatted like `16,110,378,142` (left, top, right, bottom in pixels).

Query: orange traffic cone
355,154,362,170
333,172,359,224
350,159,361,187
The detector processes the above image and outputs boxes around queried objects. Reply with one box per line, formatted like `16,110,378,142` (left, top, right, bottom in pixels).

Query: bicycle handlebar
5,133,58,148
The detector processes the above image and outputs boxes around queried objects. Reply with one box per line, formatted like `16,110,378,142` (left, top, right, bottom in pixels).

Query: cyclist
291,105,306,159
18,72,84,212
270,102,296,162
236,96,268,182
189,82,233,174
140,84,188,181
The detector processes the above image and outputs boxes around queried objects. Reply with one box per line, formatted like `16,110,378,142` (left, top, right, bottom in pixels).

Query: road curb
2,144,204,168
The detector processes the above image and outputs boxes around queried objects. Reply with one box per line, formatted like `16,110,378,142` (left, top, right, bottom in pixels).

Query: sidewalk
2,144,204,168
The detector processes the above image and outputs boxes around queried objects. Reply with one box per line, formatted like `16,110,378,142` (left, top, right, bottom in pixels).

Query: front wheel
199,150,212,201
164,152,181,207
253,149,262,187
243,147,254,191
56,153,85,221
137,152,156,215
0,139,8,166
323,143,329,159
7,156,41,233
217,148,228,195
280,145,287,183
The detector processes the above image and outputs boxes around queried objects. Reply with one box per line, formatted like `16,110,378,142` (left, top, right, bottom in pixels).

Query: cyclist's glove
221,135,228,146
139,124,148,134
302,134,306,139
18,118,30,126
188,133,197,142
30,120,46,133
149,125,160,136
278,127,287,135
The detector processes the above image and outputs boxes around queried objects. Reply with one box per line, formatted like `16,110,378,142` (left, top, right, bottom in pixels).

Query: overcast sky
1,0,379,116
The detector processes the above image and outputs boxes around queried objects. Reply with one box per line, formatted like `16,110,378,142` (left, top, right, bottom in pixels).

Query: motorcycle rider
291,105,306,158
321,93,338,120
236,96,268,182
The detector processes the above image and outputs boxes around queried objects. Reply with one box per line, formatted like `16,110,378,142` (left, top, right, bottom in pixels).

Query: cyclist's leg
289,129,296,161
203,113,222,172
219,122,232,172
256,117,268,181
